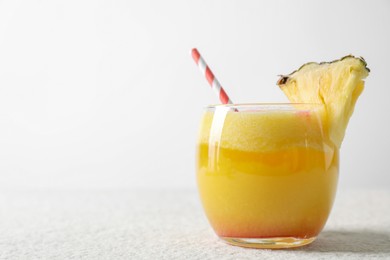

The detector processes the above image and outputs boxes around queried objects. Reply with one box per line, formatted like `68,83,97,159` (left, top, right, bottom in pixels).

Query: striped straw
191,48,233,104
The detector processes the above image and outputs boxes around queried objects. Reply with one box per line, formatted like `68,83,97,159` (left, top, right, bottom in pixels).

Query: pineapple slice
277,56,369,148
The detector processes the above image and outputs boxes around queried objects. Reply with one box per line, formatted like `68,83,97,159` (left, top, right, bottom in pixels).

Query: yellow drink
196,104,339,248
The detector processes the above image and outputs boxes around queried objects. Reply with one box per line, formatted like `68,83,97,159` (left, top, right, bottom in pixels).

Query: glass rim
205,103,324,111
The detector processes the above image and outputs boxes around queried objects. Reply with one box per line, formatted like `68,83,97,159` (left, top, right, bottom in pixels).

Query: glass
196,103,339,249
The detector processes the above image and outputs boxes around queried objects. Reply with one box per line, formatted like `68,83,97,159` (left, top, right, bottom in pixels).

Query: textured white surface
0,189,389,259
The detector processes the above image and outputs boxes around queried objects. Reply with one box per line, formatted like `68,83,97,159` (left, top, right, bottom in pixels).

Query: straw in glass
191,48,233,104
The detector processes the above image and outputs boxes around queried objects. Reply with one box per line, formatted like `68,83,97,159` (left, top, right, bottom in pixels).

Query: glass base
220,236,316,249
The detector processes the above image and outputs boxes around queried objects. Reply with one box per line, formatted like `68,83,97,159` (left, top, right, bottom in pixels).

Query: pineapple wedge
277,56,369,148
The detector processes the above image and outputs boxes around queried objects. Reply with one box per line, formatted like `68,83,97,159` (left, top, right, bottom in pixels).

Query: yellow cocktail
196,104,339,248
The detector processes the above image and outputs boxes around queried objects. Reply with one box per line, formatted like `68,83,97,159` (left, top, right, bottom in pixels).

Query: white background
0,0,389,190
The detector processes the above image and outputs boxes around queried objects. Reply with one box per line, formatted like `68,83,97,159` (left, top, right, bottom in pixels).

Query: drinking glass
196,103,339,249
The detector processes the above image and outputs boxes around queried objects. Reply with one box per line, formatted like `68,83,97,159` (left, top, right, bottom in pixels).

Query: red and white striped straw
191,48,233,104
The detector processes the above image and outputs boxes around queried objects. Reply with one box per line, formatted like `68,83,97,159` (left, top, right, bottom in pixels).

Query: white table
0,189,389,259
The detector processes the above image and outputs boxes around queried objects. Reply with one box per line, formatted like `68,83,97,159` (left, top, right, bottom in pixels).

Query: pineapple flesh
277,56,369,148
